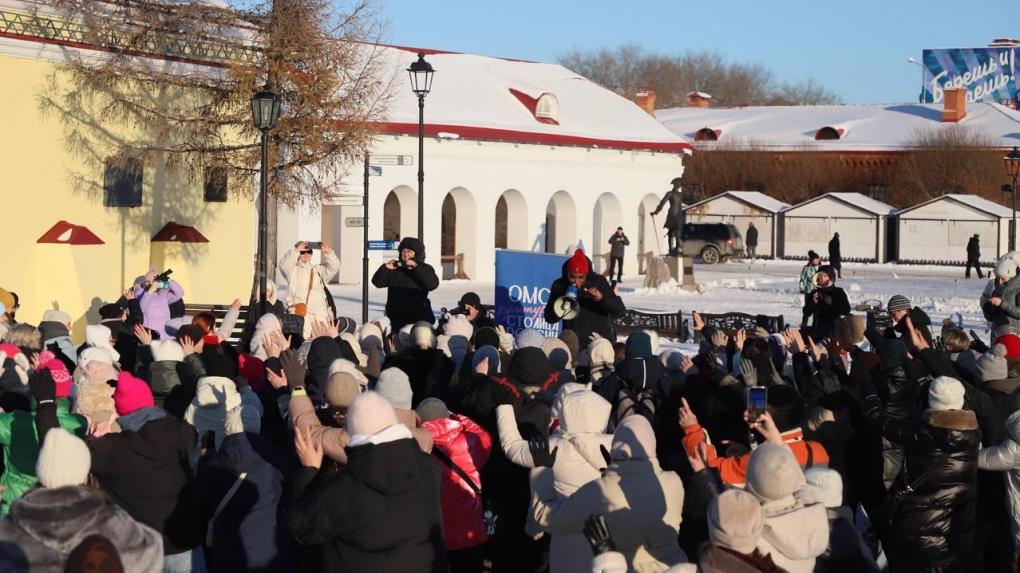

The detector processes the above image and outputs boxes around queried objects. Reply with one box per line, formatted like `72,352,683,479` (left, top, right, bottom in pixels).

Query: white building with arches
276,45,691,284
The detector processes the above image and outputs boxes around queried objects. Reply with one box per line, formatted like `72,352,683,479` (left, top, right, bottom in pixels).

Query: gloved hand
29,369,56,404
583,514,616,556
496,326,514,354
739,357,757,388
280,350,306,390
528,435,557,468
444,314,473,340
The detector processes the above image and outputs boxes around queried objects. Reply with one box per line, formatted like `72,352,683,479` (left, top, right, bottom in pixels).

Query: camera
153,269,173,289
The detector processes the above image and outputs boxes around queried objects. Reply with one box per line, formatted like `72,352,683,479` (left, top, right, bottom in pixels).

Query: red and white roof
656,102,1020,151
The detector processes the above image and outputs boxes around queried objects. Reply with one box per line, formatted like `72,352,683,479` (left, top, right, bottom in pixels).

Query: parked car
681,223,744,264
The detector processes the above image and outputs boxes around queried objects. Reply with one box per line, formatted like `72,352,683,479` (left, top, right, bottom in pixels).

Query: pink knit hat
38,351,72,398
347,391,400,437
113,371,155,415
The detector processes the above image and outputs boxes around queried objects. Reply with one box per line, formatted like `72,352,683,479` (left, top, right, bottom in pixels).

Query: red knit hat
997,334,1020,359
113,371,155,415
237,353,266,394
566,249,589,275
38,351,72,398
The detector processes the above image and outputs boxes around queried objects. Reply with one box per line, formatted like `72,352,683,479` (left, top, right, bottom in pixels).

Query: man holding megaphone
544,248,625,348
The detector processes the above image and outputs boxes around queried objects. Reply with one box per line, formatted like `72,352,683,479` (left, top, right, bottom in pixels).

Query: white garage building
895,194,1014,264
781,192,895,262
683,191,789,258
276,46,691,283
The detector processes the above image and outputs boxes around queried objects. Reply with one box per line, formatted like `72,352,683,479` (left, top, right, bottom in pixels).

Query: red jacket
422,414,492,550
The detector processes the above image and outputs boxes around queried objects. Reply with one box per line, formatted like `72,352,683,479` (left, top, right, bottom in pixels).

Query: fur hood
924,409,979,432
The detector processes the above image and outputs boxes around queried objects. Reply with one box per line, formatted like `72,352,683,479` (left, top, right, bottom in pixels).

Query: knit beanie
997,258,1019,280
416,397,451,422
79,347,115,370
660,350,684,372
98,303,124,320
324,371,361,408
976,343,1009,382
36,429,91,488
471,345,500,376
589,338,615,368
150,340,185,363
542,337,573,370
376,367,413,410
42,309,72,325
335,316,358,335
566,249,590,275
328,358,369,387
998,334,1020,359
515,328,546,350
558,330,580,363
804,467,844,509
113,371,155,415
237,354,266,393
928,376,966,411
358,322,383,348
473,327,500,350
887,295,911,314
411,321,435,349
39,352,72,398
347,391,400,437
746,443,806,502
765,384,804,432
707,489,765,554
625,331,652,359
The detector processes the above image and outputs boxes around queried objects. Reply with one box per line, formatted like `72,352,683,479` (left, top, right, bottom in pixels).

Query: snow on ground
328,259,991,338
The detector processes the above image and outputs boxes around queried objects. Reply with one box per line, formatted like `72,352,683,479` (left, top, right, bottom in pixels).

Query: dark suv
681,223,744,264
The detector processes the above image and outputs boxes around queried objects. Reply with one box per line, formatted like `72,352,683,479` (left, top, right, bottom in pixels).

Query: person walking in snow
746,222,759,260
967,234,984,279
607,227,629,284
828,233,842,279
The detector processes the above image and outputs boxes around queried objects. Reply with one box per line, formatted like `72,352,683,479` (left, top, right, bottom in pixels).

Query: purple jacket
135,280,183,339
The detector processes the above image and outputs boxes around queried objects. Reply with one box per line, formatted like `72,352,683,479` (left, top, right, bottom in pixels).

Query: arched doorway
638,193,661,273
440,187,478,279
383,185,416,241
495,189,528,250
593,193,622,274
545,191,576,254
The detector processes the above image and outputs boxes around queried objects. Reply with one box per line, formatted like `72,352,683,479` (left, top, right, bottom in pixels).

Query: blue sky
380,0,1020,104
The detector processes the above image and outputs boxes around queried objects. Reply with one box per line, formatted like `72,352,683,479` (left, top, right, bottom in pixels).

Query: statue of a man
651,177,684,255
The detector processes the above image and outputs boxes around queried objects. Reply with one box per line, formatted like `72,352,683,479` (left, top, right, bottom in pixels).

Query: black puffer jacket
876,409,980,572
287,437,447,573
385,347,455,408
543,257,625,347
371,237,440,331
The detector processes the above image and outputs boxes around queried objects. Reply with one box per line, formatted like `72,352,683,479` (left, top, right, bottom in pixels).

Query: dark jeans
448,544,485,573
609,256,623,281
967,259,984,278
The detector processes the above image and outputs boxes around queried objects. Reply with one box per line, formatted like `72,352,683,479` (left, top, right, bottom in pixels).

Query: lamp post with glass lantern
251,84,282,315
407,53,435,240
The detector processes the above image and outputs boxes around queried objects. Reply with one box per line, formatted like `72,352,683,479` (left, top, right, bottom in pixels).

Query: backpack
614,383,660,429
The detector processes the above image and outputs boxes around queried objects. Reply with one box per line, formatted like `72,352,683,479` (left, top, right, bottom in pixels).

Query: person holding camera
132,267,184,340
371,237,440,332
279,240,341,338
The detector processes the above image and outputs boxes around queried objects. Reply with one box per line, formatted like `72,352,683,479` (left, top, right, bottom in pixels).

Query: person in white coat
498,386,614,573
278,240,341,338
977,409,1020,555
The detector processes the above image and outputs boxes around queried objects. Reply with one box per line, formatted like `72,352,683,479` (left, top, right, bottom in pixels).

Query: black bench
182,303,250,346
694,312,785,341
613,309,688,341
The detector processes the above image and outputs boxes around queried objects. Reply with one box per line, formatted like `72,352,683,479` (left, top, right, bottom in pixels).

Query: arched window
814,126,843,140
535,93,559,123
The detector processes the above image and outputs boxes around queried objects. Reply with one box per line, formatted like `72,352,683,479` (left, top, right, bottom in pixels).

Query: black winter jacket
543,258,625,347
287,438,447,573
371,237,440,331
810,285,850,339
88,410,202,555
385,347,455,409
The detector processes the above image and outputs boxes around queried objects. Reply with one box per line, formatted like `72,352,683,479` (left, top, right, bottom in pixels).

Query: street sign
369,154,413,166
367,240,399,250
345,217,365,228
369,165,382,176
334,196,363,206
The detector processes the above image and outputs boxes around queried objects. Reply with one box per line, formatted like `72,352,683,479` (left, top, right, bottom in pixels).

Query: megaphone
552,285,581,321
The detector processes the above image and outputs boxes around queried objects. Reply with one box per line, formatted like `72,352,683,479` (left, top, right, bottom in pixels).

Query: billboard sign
494,249,567,337
922,47,1019,107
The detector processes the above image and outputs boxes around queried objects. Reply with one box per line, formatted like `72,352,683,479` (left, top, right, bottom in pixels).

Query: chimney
687,91,713,108
635,87,656,115
942,87,967,122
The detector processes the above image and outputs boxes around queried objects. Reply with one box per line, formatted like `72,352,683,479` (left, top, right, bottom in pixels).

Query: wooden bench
183,303,250,346
694,312,785,341
613,309,687,341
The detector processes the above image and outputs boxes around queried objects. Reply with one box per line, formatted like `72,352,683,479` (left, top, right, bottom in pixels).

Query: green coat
0,399,87,514
800,263,819,294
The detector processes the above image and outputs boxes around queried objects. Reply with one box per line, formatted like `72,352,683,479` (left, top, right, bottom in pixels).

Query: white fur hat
36,429,91,488
151,340,185,363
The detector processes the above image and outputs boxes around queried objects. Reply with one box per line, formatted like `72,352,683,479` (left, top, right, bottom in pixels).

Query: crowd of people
1,240,1020,572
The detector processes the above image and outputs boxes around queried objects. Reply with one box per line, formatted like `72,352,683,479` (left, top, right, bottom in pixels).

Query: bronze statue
651,177,684,256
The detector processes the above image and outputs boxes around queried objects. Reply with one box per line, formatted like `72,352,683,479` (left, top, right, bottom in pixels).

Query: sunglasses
299,250,313,255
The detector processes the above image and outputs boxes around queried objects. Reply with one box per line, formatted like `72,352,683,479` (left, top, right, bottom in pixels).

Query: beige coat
531,459,686,573
278,248,341,337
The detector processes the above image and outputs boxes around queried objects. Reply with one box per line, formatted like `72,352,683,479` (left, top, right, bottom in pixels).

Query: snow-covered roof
685,190,789,213
788,192,895,216
655,102,1020,151
378,46,692,153
897,193,1016,218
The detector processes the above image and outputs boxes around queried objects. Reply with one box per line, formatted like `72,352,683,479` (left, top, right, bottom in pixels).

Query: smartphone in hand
747,386,768,423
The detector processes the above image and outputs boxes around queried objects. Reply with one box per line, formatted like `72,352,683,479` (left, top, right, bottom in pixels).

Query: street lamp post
251,84,282,316
1006,146,1020,251
407,53,435,240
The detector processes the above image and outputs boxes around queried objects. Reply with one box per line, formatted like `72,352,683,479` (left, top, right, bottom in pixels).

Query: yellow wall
0,53,254,342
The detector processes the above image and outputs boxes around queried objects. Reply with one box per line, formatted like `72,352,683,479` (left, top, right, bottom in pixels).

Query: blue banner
494,249,567,337
921,47,1019,108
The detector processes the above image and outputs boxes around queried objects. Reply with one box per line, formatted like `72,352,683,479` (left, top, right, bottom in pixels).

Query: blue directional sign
367,240,399,250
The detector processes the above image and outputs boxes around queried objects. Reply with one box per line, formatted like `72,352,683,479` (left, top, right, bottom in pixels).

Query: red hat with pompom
566,249,589,275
